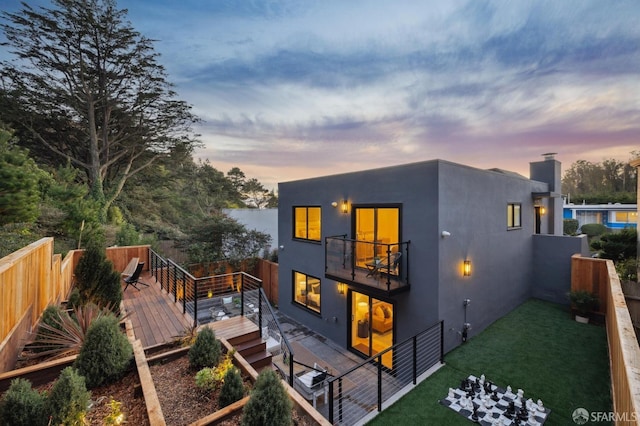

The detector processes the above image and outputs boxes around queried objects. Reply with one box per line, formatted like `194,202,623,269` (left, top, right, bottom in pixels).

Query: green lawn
368,299,612,425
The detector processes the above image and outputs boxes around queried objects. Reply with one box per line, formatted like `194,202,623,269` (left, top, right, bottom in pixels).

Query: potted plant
568,290,599,323
233,297,241,309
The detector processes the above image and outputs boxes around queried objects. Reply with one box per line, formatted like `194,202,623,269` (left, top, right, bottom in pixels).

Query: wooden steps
230,332,272,371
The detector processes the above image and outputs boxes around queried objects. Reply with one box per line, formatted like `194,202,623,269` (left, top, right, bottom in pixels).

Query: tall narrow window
293,207,321,241
354,206,400,268
293,271,321,313
507,203,522,229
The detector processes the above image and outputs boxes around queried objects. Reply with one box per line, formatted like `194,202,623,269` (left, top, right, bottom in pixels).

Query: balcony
325,235,410,295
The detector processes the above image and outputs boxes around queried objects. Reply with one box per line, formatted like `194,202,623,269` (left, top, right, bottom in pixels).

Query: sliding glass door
350,290,394,368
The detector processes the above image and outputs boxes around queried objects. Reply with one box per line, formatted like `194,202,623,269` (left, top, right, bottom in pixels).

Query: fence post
413,335,418,385
339,377,344,424
193,279,198,328
173,263,178,303
440,320,444,363
378,355,383,412
182,273,186,314
329,380,334,423
240,274,244,316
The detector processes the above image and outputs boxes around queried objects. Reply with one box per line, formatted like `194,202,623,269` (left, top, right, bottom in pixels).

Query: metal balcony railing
325,235,411,295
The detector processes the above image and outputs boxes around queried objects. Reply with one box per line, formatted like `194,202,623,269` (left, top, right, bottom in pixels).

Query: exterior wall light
463,260,471,277
337,282,346,295
341,199,349,214
331,201,338,208
540,206,546,215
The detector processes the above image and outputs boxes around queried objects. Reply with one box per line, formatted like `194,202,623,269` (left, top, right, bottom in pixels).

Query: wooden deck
122,271,192,348
122,272,259,349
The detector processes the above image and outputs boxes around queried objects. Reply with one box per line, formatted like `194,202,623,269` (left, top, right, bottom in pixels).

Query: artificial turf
367,298,612,425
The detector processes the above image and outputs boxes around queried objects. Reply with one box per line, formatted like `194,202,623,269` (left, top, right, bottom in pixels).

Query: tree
562,154,637,204
184,214,271,268
0,0,199,221
0,128,47,225
243,178,270,209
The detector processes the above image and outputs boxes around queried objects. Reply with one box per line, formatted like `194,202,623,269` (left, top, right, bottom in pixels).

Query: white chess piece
526,398,533,410
517,388,524,398
480,374,485,384
537,399,544,412
448,388,455,398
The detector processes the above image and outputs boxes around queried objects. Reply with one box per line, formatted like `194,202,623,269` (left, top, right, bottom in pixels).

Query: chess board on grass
439,374,550,425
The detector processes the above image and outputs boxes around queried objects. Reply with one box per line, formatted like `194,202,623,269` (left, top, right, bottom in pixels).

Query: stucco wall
436,161,548,353
532,234,589,305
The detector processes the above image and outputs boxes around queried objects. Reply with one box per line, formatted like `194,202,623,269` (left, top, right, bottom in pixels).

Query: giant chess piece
472,402,479,421
505,401,516,419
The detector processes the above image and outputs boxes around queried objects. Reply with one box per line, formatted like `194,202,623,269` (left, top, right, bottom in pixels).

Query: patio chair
293,363,329,409
123,262,147,291
378,252,402,275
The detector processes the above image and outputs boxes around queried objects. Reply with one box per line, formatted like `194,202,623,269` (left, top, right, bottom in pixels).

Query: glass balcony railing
325,235,410,295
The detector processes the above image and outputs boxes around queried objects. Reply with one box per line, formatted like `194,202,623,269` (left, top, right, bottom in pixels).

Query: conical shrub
242,369,292,426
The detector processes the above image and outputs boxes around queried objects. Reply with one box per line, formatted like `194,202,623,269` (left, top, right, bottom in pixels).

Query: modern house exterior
278,155,588,367
563,202,637,230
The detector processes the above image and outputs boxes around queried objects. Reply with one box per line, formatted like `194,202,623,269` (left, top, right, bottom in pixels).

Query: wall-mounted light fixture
463,260,472,277
539,206,546,215
331,201,338,208
441,231,451,238
341,199,349,214
207,290,213,298
337,282,346,295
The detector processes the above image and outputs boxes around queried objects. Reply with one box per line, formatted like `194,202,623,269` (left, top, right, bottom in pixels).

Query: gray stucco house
278,155,588,367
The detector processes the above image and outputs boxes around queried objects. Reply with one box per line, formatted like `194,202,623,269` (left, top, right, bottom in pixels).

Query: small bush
0,378,47,426
188,327,221,370
219,366,244,407
67,288,82,310
45,367,90,426
194,350,236,392
563,219,579,236
581,223,607,237
242,369,292,426
74,315,132,388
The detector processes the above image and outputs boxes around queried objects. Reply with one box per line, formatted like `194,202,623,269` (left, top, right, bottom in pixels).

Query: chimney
530,153,562,235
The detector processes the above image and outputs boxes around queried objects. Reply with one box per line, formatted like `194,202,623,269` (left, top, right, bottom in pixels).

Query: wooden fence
572,254,640,425
0,239,149,373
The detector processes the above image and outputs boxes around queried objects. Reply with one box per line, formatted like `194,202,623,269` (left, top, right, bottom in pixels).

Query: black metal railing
327,321,443,425
149,249,265,328
325,235,411,294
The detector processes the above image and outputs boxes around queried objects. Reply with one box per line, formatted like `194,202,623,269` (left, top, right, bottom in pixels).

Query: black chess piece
460,379,467,390
505,401,516,419
472,403,479,421
491,390,499,402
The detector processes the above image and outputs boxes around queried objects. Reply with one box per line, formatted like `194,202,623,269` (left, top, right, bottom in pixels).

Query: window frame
292,271,321,314
292,206,322,242
507,203,522,230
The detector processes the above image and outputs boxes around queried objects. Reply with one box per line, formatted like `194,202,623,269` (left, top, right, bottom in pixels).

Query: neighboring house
278,155,588,365
223,208,278,250
563,203,637,230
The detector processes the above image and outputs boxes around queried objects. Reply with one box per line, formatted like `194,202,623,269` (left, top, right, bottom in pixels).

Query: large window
293,271,321,313
294,207,321,241
354,206,400,268
507,203,521,229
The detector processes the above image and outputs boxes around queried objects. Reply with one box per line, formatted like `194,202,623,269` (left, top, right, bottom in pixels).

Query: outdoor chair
123,262,147,291
377,252,402,275
293,363,329,409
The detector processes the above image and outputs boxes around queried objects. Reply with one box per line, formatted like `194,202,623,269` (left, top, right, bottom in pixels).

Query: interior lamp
463,260,472,277
341,199,349,214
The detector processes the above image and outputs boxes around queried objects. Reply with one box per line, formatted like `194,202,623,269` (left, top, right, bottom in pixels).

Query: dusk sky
2,0,639,189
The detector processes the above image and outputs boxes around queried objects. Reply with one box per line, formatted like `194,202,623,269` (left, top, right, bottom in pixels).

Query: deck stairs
228,329,275,373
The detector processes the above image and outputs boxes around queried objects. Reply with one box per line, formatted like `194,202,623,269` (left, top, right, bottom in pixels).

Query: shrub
74,315,133,388
33,305,66,352
74,243,122,312
0,378,47,426
194,350,236,392
188,327,221,370
563,219,579,236
45,367,90,426
568,290,599,316
242,369,292,426
219,366,244,407
28,303,119,360
581,223,607,237
67,288,82,310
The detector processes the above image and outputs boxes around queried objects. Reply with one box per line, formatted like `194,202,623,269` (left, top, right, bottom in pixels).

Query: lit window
293,207,321,241
613,211,638,223
507,203,521,229
293,271,321,313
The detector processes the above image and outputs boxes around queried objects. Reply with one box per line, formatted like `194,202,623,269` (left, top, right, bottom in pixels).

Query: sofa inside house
366,302,393,333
